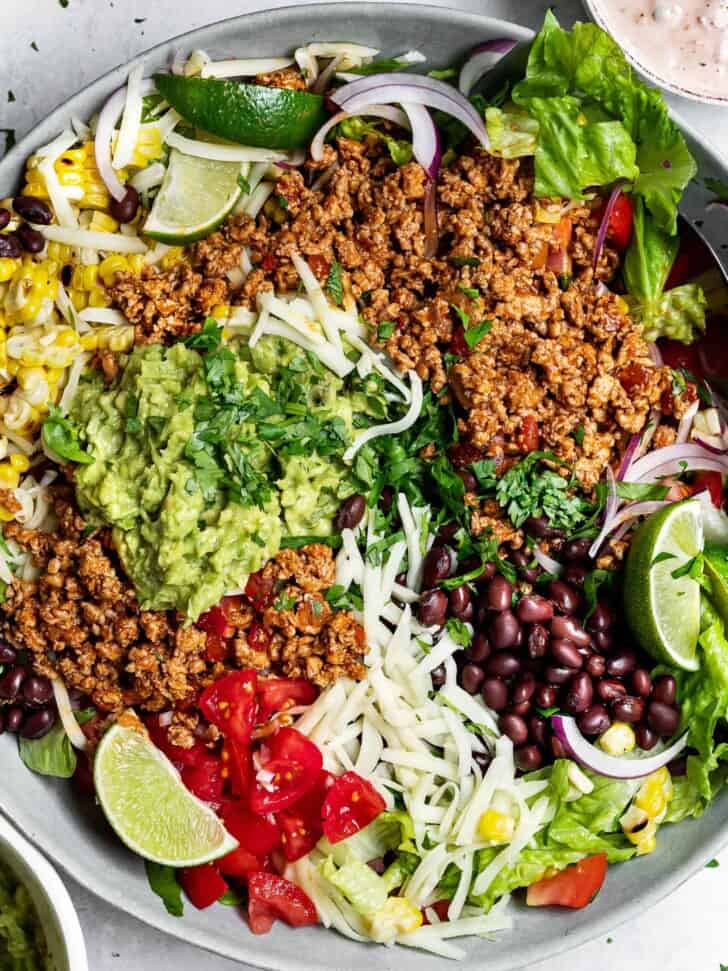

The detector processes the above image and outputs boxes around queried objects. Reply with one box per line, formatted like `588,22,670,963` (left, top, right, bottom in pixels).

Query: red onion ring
401,102,441,180
312,54,343,95
593,182,627,272
617,434,641,481
625,442,728,483
676,398,700,445
275,149,307,169
170,49,187,76
647,342,664,366
692,436,728,455
423,179,438,259
95,78,156,202
458,38,519,96
332,74,489,151
532,546,564,576
310,105,409,162
552,715,688,779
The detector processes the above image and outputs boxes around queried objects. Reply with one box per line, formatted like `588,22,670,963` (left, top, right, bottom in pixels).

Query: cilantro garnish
495,451,594,531
325,260,344,306
464,319,492,349
274,591,298,611
376,320,397,342
237,174,251,195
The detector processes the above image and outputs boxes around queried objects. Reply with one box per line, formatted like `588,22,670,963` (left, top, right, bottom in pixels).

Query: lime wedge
704,544,728,628
624,499,704,671
94,713,237,866
153,74,328,150
143,148,245,244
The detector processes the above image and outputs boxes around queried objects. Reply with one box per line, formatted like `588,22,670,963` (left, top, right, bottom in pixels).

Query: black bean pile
420,532,682,773
0,644,56,739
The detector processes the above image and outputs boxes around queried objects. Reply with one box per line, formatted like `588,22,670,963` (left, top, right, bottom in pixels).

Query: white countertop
1,1,727,969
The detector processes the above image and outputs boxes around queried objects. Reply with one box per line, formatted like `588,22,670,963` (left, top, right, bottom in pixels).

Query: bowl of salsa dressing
584,0,728,104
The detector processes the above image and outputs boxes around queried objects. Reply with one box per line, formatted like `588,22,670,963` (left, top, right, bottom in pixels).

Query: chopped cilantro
652,551,677,566
280,534,343,550
237,174,251,195
376,320,397,342
706,858,720,868
326,583,363,611
450,256,481,267
428,67,458,81
458,285,479,299
571,424,585,447
464,319,492,349
615,482,669,501
274,591,298,611
496,452,594,532
183,316,223,352
535,705,560,717
325,259,344,306
671,553,703,581
30,41,39,51
449,303,469,328
445,618,472,647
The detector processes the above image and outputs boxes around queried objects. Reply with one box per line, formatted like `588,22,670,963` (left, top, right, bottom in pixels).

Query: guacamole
0,860,52,971
71,335,358,620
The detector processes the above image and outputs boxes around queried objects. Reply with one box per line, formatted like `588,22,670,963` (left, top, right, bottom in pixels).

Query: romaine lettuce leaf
485,106,539,159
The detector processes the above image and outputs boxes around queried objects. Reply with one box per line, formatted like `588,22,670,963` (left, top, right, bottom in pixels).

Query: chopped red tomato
248,621,271,654
601,193,633,251
449,323,470,358
321,771,386,844
268,727,324,770
422,899,451,924
526,854,607,909
204,633,230,663
692,470,724,507
217,846,261,880
197,604,233,639
250,759,316,814
546,216,573,275
516,415,539,453
180,751,224,804
258,678,319,722
246,872,318,934
660,476,694,502
659,339,703,377
221,803,281,857
199,670,258,747
145,716,208,771
179,864,228,910
221,738,252,799
277,769,333,859
261,251,278,273
245,570,275,610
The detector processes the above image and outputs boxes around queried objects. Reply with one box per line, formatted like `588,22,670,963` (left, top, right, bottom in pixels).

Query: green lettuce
337,116,412,166
485,106,539,159
627,284,707,343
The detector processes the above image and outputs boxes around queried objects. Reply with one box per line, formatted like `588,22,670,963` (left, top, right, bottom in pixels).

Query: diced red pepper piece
178,864,228,910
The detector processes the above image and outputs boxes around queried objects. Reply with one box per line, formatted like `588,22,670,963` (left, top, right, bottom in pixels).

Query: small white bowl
582,0,728,107
0,812,87,971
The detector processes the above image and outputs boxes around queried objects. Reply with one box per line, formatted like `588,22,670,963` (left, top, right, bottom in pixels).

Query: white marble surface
1,1,728,969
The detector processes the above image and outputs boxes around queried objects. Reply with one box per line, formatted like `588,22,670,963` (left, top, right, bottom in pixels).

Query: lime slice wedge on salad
704,544,728,628
143,148,246,244
154,74,328,150
624,498,704,672
94,713,237,866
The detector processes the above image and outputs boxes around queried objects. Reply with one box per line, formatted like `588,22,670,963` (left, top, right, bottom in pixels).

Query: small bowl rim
582,0,728,107
0,811,88,971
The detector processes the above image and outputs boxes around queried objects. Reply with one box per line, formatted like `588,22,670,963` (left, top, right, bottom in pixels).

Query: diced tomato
181,752,225,804
277,807,320,862
660,476,694,502
422,899,450,924
692,470,724,508
546,216,573,275
599,193,633,251
196,605,233,639
199,670,258,747
222,803,281,857
449,323,470,358
321,771,386,844
250,759,316,814
526,854,608,909
659,339,703,377
246,872,318,934
145,716,209,771
257,678,319,722
204,633,230,663
532,239,549,270
261,251,278,273
516,415,539,453
179,864,228,910
307,253,331,280
221,738,253,799
248,621,271,654
245,570,275,610
218,846,261,880
268,727,323,771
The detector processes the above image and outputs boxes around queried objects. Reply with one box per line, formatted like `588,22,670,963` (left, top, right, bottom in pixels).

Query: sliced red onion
593,182,627,271
158,710,174,728
552,715,688,779
170,49,187,76
423,179,438,259
458,38,519,96
676,398,700,444
312,54,343,95
401,102,441,180
589,500,669,560
647,342,663,366
95,78,156,202
332,74,489,151
637,407,662,459
311,161,340,192
532,546,564,576
694,435,728,455
617,434,640,481
310,105,409,162
275,149,307,169
625,442,728,483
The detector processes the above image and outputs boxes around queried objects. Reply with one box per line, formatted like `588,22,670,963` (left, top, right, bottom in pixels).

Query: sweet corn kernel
0,259,20,284
212,304,230,320
80,333,99,351
635,834,657,856
54,329,79,349
160,247,184,270
0,464,20,490
477,809,516,844
69,289,87,311
88,211,119,234
87,290,111,308
636,768,672,819
9,453,30,473
368,897,422,943
46,367,64,386
0,506,14,523
599,722,636,756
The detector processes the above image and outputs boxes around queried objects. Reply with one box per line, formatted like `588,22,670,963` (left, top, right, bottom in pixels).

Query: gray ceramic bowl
1,5,728,970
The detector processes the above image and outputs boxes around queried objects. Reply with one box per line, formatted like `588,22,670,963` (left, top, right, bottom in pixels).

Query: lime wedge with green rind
704,544,728,629
143,148,245,244
153,74,328,150
624,498,703,672
94,714,237,866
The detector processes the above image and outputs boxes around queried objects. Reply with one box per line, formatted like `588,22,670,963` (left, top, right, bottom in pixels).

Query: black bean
0,208,10,231
512,673,536,705
631,669,652,698
481,678,509,711
591,630,613,653
457,469,478,493
486,652,521,679
562,538,592,562
516,594,553,624
431,664,446,689
547,580,580,615
586,601,613,632
578,704,611,736
652,674,677,707
667,756,687,777
13,195,53,224
550,638,583,670
564,672,593,714
468,632,491,663
378,486,394,513
0,666,26,701
449,585,473,621
550,614,591,647
436,522,459,545
490,610,521,650
15,224,45,254
510,549,542,584
597,679,627,702
418,589,448,627
636,725,658,751
473,750,492,774
606,649,638,678
453,649,468,671
585,654,606,679
527,623,549,659
20,708,56,739
509,700,532,717
534,684,557,709
647,701,680,736
545,664,572,685
0,234,22,258
460,663,485,695
529,714,547,746
563,563,588,587
5,707,24,733
423,545,452,588
524,515,563,540
523,656,546,678
515,744,543,771
109,185,139,224
612,695,645,724
551,736,568,759
475,561,497,583
487,575,513,613
0,643,17,664
22,676,53,707
335,493,366,531
499,713,528,746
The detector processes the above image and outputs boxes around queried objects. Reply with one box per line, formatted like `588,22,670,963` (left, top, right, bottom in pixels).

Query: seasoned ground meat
255,65,307,90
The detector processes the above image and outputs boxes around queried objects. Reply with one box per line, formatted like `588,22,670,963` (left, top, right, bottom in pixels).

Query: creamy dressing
592,0,728,99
